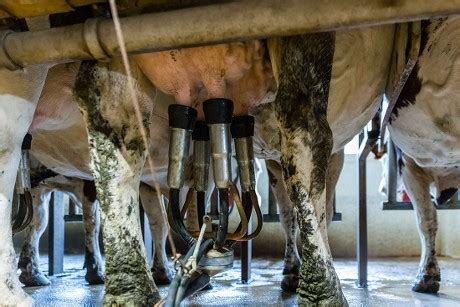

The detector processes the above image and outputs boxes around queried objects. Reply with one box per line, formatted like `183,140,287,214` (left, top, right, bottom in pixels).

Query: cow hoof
19,272,51,287
281,274,299,292
104,293,159,306
85,270,105,285
152,267,174,286
298,293,348,306
412,276,440,294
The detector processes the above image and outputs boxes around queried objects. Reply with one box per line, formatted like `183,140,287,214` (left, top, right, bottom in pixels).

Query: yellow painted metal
0,0,106,19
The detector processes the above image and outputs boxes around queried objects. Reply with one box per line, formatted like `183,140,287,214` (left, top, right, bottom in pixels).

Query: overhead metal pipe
1,0,460,69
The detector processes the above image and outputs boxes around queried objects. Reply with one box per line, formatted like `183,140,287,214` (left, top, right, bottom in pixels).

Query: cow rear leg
81,181,104,285
272,33,347,305
18,190,51,287
266,160,300,292
75,60,160,305
139,184,174,285
0,65,47,305
402,156,440,293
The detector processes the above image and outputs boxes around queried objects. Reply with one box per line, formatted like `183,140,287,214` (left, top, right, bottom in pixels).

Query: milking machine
165,99,263,306
12,133,34,234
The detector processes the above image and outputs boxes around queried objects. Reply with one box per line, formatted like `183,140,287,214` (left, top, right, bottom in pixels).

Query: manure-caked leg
0,65,48,305
401,155,440,293
271,33,347,305
81,181,104,285
139,184,174,285
266,160,300,293
75,59,160,305
18,189,52,287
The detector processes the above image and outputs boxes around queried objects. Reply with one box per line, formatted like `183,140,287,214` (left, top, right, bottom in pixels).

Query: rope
108,0,178,258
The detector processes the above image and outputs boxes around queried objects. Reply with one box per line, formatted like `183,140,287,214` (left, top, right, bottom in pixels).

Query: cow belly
30,62,173,184
328,25,395,152
31,125,93,180
390,103,460,169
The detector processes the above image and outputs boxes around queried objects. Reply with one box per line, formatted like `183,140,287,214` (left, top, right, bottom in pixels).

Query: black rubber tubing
168,189,196,247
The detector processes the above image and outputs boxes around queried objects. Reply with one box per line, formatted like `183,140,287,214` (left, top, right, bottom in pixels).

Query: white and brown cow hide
0,18,51,307
388,17,460,294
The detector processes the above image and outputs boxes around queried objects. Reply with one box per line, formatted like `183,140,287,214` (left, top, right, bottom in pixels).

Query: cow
17,169,174,288
27,60,349,296
388,17,460,294
17,170,104,287
23,62,174,288
75,24,392,305
0,15,54,306
0,15,394,306
25,61,296,294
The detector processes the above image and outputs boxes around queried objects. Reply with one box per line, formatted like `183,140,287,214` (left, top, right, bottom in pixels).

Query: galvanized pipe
2,0,460,69
357,132,372,289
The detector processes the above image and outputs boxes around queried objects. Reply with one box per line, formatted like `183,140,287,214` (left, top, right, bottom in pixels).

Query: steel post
240,217,252,284
48,191,64,276
357,131,377,288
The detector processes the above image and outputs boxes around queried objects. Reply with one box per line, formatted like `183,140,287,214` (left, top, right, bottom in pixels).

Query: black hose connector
166,239,214,307
192,121,210,141
230,116,255,138
203,98,233,124
174,239,213,306
168,189,196,247
168,104,197,130
165,242,197,307
21,133,32,150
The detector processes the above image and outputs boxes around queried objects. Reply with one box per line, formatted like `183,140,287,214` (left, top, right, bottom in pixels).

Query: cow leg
18,189,51,287
326,150,344,224
81,181,104,285
0,66,48,305
266,160,300,292
273,33,346,305
401,155,440,293
75,60,160,305
139,184,173,285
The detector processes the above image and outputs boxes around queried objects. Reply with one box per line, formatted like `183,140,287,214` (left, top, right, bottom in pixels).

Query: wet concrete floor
23,255,460,306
